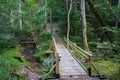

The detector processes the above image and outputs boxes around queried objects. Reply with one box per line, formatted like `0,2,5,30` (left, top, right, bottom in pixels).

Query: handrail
69,41,92,56
69,43,89,58
52,37,59,54
52,37,60,77
43,64,56,80
64,37,92,58
64,37,103,77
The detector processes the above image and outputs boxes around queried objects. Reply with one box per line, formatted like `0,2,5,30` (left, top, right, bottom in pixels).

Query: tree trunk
11,11,14,27
66,0,73,48
116,0,120,29
115,0,120,40
81,0,92,76
43,0,47,29
81,0,89,51
50,10,53,35
19,1,22,30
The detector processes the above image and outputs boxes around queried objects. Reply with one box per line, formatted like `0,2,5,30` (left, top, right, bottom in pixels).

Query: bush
40,57,55,79
34,30,52,62
0,22,17,49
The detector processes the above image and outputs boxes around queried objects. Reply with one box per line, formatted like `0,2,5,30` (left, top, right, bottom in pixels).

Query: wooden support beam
91,61,102,77
87,56,92,76
43,64,56,80
46,50,53,54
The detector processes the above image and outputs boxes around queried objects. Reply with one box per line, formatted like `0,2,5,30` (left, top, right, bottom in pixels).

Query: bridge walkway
53,35,91,80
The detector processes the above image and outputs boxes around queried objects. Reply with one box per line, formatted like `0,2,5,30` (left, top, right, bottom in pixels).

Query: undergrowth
0,49,29,80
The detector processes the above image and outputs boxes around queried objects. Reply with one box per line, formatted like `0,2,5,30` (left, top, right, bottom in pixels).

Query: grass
95,60,120,80
82,59,120,80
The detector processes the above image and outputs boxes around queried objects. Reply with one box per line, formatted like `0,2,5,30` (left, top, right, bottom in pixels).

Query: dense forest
0,0,120,80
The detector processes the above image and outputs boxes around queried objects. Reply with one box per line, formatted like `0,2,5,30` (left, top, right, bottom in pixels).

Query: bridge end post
55,53,60,78
87,56,92,76
87,67,92,76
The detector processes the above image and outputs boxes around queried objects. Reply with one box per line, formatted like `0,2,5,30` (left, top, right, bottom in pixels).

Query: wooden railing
64,37,92,58
42,37,60,80
64,37,103,77
52,37,60,78
43,37,104,79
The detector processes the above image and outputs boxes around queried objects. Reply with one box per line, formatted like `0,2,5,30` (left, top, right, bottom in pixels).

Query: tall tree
11,11,14,26
81,0,93,76
81,0,89,51
66,0,73,48
116,0,120,27
19,0,22,30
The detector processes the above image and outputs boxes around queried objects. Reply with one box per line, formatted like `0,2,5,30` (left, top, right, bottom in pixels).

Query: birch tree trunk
81,0,91,76
50,10,53,35
116,0,120,27
19,0,22,30
11,11,14,27
66,0,73,48
115,0,120,40
44,0,47,24
81,0,89,51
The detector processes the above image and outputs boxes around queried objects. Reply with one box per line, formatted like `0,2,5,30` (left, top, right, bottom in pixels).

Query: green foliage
0,33,16,48
92,26,120,64
91,41,120,65
94,0,118,23
40,57,55,78
94,60,120,79
35,30,52,49
57,21,67,36
34,49,46,62
34,30,52,62
0,49,29,80
101,27,120,42
70,36,83,47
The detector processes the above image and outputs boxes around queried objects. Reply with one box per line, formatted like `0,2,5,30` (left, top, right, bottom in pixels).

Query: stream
21,53,42,80
19,39,42,80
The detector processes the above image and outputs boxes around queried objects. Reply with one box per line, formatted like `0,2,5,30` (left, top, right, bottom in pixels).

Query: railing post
67,38,69,49
55,53,60,78
88,56,92,76
73,43,77,55
52,38,55,57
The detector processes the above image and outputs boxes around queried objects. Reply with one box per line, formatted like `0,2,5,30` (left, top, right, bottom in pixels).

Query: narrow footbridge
43,35,104,80
43,24,104,80
52,35,91,80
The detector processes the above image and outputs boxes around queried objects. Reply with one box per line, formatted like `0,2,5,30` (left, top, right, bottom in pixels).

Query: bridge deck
54,36,90,79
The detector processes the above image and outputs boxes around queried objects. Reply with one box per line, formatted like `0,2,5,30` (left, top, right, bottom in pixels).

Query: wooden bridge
52,35,91,80
42,34,105,80
42,23,106,80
